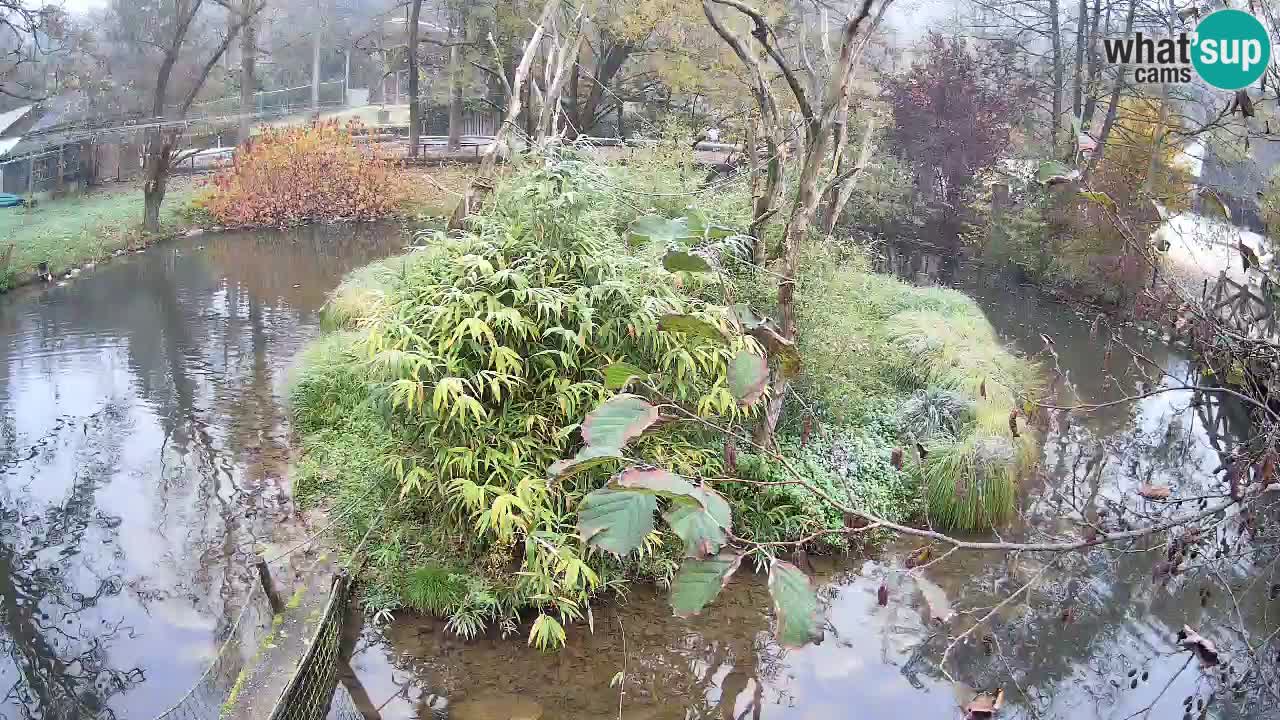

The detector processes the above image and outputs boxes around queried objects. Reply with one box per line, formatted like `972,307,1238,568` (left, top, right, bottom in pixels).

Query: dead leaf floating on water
965,688,1005,718
905,546,931,569
1137,483,1171,500
1177,625,1220,667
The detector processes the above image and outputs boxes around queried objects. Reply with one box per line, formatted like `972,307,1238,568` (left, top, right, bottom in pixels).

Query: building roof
0,105,33,136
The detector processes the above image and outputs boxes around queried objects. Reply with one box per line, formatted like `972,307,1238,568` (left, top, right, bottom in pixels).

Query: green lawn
0,185,196,290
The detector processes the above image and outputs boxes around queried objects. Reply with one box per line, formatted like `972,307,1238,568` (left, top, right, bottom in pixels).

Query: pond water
1,229,1274,720
0,223,408,719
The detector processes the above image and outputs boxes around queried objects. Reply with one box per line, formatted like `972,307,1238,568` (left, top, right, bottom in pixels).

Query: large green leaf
627,214,691,246
547,446,624,478
685,208,736,240
768,560,823,647
663,249,714,273
729,304,778,333
611,467,700,503
727,350,768,405
1201,190,1231,221
670,552,743,618
1078,190,1116,211
1035,160,1078,185
601,361,649,390
772,340,802,379
663,486,731,557
577,488,658,556
581,394,659,450
658,314,726,342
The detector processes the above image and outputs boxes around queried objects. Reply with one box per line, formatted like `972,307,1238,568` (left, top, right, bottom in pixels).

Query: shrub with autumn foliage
200,121,408,226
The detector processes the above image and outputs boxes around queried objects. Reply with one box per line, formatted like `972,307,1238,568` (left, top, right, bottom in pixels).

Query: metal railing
267,573,352,720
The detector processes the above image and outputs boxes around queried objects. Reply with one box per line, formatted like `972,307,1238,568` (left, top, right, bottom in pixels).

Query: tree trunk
539,16,585,139
408,0,422,158
142,128,172,233
1081,0,1104,128
820,116,875,236
238,0,256,144
575,40,634,137
447,43,463,150
1085,0,1136,178
1049,0,1063,156
449,0,558,229
1072,0,1086,120
566,62,580,139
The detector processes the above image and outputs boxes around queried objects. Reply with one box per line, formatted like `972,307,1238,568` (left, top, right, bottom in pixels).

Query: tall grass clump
787,244,1040,530
291,159,745,647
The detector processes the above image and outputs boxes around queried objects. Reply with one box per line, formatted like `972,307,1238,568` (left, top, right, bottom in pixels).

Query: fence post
256,556,285,614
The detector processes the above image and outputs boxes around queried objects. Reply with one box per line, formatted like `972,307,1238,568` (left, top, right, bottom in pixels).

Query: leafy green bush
294,160,743,646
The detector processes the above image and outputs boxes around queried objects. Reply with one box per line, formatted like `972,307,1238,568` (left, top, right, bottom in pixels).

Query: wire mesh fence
153,579,276,720
267,573,351,720
324,684,365,720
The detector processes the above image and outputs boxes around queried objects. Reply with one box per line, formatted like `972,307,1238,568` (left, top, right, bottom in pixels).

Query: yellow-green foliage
791,246,1040,529
293,161,744,645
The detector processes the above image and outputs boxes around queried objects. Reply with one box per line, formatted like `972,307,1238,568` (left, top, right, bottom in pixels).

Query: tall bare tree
704,0,885,442
126,0,265,232
237,0,258,143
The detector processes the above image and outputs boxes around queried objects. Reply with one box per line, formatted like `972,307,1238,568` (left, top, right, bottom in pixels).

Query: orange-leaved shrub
200,121,408,226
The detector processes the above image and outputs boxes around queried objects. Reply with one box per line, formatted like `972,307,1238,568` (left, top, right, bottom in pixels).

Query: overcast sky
60,0,106,14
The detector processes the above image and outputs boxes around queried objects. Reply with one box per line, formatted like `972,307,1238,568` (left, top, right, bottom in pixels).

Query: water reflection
345,241,1276,719
0,223,406,718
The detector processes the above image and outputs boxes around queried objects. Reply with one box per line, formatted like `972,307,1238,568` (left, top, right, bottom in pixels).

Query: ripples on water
0,224,406,719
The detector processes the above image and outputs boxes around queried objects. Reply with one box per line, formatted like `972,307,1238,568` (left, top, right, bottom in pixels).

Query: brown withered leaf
1008,409,1020,438
723,438,737,474
1258,449,1277,486
966,688,1005,717
1227,462,1244,501
915,442,928,460
877,583,889,606
979,379,987,399
891,447,904,470
1177,626,1220,667
801,416,813,448
905,546,931,569
1137,483,1172,500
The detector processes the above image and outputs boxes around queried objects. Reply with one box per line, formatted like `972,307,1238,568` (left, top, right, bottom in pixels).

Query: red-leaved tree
881,33,1020,214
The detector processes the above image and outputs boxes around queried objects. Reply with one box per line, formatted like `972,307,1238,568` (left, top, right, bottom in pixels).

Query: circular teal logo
1192,9,1271,90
